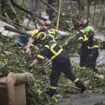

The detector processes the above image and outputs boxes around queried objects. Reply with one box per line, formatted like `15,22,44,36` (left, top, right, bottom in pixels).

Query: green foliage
0,0,105,105
0,35,105,105
0,36,63,105
72,64,105,93
95,102,105,105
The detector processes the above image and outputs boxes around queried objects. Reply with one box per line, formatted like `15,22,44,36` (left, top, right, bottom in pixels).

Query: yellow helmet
31,29,39,37
37,32,47,40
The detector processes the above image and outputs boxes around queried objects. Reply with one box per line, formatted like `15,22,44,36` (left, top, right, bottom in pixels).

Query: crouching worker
29,32,86,97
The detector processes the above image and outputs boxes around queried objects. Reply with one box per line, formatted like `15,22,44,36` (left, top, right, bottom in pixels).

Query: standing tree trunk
87,0,91,18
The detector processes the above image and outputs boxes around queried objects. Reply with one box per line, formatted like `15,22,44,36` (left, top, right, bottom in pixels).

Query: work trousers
86,48,99,73
80,48,88,67
50,57,85,91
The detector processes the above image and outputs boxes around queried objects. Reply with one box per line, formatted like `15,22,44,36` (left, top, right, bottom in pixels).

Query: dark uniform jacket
37,36,69,63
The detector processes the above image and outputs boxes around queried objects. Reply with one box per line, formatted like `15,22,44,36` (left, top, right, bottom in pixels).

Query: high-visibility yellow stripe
48,43,63,60
48,86,57,90
50,44,57,54
30,44,34,47
45,45,49,49
74,78,79,83
51,49,63,60
49,34,54,38
83,35,88,42
78,37,83,40
37,32,46,40
80,30,84,33
41,35,46,40
48,29,55,36
88,45,99,49
79,30,88,42
37,54,44,60
31,30,39,37
80,67,86,70
49,34,55,40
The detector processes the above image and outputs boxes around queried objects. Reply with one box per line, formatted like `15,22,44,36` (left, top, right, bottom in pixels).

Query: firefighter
79,26,104,79
84,26,99,73
73,19,89,30
78,26,89,67
29,32,86,97
77,19,90,68
25,20,56,53
25,30,47,60
31,20,55,43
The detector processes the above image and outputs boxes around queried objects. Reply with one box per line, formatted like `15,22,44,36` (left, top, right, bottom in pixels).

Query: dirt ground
57,93,105,105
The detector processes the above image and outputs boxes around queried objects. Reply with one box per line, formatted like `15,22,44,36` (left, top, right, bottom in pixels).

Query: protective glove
28,59,38,71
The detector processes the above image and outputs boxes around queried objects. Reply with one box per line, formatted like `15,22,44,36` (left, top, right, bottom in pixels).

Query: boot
93,67,98,73
75,81,87,93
